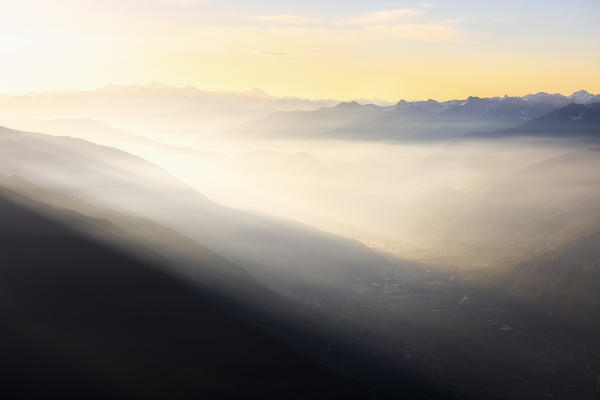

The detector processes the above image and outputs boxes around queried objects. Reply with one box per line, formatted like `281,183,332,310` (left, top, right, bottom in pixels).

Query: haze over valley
2,1,600,399
3,87,600,269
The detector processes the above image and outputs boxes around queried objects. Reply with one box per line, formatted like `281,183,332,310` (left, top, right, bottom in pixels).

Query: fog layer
25,127,595,269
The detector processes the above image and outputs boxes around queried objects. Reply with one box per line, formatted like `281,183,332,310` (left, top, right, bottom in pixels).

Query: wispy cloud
173,0,210,4
247,8,461,43
335,9,423,26
366,21,460,42
251,50,318,57
251,50,292,56
251,14,321,25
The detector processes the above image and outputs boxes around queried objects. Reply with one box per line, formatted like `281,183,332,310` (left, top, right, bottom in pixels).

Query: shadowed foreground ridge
0,189,373,399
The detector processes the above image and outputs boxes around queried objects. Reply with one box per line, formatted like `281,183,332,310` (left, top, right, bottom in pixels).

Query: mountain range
0,84,337,145
493,101,600,137
231,91,600,140
1,85,599,144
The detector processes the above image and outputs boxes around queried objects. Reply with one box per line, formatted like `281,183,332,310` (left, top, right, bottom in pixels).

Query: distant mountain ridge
1,84,598,142
0,84,339,145
230,90,600,140
495,101,600,137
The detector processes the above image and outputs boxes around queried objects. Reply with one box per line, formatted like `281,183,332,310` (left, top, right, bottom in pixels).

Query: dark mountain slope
0,125,423,312
499,228,600,317
0,188,371,399
486,102,600,138
0,178,460,400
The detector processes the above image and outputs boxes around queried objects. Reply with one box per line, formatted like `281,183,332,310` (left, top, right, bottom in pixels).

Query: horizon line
1,82,597,105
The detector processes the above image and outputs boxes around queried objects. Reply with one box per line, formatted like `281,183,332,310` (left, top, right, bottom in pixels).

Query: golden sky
1,0,599,101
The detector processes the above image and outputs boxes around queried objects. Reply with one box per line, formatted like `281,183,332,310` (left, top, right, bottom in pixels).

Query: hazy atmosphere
1,1,600,399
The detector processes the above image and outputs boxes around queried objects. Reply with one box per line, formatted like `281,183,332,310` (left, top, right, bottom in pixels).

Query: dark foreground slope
0,189,370,399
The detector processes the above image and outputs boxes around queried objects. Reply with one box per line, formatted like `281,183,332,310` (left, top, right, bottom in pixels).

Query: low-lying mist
3,108,600,400
99,134,600,269
4,114,600,269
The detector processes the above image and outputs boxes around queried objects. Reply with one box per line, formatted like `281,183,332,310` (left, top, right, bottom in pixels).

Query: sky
1,0,599,101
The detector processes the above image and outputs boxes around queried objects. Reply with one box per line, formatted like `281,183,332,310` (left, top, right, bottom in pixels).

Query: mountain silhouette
0,187,372,399
230,91,599,140
488,102,600,137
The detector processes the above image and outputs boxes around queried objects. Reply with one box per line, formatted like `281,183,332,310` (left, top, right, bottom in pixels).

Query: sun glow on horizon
0,0,599,100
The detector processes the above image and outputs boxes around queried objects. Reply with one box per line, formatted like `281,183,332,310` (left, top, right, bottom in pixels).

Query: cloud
171,0,211,4
251,14,321,25
251,50,292,56
336,9,461,43
246,8,461,43
366,21,460,42
251,50,318,57
335,9,423,26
